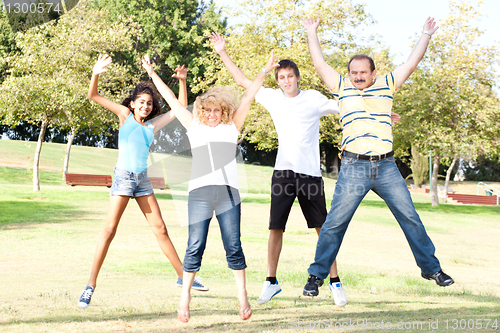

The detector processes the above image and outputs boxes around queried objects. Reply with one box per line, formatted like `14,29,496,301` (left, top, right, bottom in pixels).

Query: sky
211,0,500,65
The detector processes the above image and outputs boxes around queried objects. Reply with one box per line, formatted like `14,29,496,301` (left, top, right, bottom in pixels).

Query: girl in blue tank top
78,54,208,309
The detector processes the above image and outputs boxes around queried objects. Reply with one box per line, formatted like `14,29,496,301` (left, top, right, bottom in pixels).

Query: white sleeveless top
186,120,240,192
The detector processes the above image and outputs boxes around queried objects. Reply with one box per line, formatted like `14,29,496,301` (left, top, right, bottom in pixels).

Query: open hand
172,65,187,80
302,18,320,33
92,54,112,75
391,112,401,123
141,54,154,76
210,32,226,55
263,50,280,74
423,17,439,35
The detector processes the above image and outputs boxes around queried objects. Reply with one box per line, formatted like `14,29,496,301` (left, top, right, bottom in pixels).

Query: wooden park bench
438,186,455,196
65,173,113,187
65,173,168,190
149,177,168,190
408,184,430,194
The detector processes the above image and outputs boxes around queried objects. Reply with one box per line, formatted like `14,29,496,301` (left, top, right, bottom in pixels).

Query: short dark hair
348,54,375,73
274,59,300,81
122,82,161,121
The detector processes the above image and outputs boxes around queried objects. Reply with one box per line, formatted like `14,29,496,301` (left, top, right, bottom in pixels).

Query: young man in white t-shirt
210,32,348,307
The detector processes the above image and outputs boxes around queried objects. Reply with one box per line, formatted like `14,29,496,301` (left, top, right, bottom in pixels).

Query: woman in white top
142,51,278,322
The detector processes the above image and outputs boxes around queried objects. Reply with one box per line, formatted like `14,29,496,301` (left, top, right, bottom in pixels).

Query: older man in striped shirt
301,17,454,297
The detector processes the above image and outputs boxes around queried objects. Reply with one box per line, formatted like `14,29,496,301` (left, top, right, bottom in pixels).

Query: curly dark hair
121,82,161,122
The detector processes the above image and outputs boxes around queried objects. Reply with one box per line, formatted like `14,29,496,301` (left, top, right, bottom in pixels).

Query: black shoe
421,270,454,287
303,274,324,296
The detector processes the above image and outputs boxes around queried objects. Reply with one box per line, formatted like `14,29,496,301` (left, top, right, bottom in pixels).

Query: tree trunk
443,156,458,204
33,120,48,192
62,128,76,181
431,154,441,206
410,144,429,187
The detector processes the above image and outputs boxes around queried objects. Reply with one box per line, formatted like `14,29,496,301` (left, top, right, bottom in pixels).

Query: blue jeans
183,185,246,272
308,156,441,279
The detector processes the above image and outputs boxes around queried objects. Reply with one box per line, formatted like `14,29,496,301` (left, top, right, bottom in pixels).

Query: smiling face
130,93,153,120
203,103,223,127
276,67,300,97
348,58,377,91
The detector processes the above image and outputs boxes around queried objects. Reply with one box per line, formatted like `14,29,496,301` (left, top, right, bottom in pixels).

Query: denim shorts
109,167,154,198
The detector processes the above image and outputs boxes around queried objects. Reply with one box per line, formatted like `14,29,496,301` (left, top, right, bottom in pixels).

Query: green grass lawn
1,140,499,332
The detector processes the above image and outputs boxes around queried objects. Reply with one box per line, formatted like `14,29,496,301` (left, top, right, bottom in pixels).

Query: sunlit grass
1,139,500,332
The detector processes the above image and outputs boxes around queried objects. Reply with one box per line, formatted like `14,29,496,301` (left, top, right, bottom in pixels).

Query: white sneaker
329,282,347,307
257,280,282,305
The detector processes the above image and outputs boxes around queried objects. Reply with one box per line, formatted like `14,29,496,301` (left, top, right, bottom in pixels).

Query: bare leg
267,229,284,277
87,195,130,287
315,227,338,278
233,269,251,320
178,271,195,322
136,194,183,278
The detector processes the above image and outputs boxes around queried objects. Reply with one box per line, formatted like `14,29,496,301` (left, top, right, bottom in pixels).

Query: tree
91,0,227,101
0,2,17,84
192,0,396,171
89,0,228,159
0,0,140,191
464,154,500,182
393,0,500,205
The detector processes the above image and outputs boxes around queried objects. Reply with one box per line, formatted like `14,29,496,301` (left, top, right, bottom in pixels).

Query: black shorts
269,170,327,231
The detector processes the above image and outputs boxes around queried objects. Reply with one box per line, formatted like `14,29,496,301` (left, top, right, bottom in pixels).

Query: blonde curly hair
193,86,240,125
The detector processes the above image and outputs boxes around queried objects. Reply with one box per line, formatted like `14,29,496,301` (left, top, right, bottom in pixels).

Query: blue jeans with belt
308,156,441,279
183,185,246,272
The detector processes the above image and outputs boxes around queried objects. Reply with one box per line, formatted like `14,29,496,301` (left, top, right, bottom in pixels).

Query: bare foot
178,293,191,323
239,306,252,320
177,309,190,322
238,291,252,320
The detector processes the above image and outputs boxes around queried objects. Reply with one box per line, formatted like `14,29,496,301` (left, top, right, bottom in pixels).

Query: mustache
354,79,366,83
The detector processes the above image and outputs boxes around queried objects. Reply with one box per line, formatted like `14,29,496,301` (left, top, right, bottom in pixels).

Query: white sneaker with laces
329,282,347,307
257,280,281,305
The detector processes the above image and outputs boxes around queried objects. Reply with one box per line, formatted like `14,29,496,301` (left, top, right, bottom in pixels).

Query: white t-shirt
186,120,239,192
255,87,339,177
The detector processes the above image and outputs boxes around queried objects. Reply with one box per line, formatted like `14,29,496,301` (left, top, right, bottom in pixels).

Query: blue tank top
115,113,154,173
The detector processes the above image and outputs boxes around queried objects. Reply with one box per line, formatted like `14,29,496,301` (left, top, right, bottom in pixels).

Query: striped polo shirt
331,72,396,155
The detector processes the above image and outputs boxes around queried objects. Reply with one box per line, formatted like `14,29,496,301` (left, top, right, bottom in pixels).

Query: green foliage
0,0,140,134
0,4,17,84
464,155,500,182
393,0,500,163
3,0,79,33
91,0,227,102
193,0,393,151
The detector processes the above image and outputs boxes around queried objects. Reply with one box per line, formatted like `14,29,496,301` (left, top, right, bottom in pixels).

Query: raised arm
142,55,193,130
210,32,252,89
88,54,130,124
232,51,279,131
148,65,189,133
173,65,188,107
303,18,340,92
394,17,438,90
